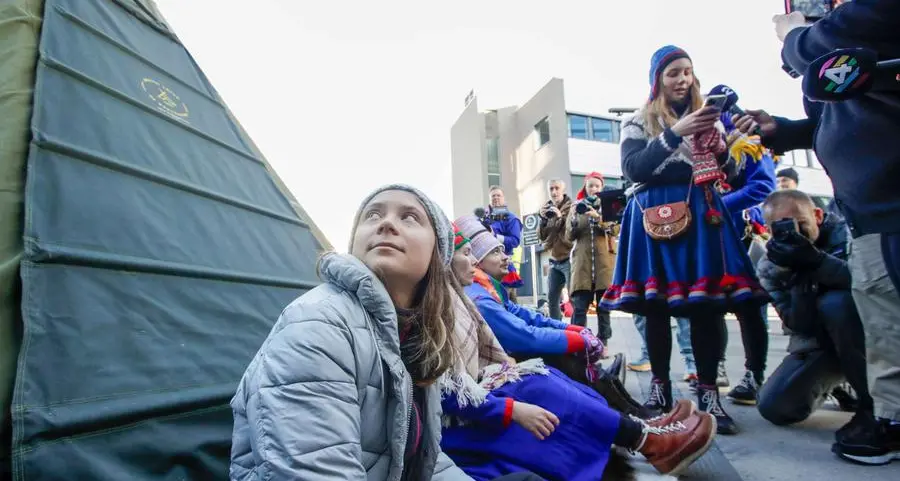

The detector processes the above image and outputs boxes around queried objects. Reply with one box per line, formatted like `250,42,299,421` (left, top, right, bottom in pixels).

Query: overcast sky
154,0,806,251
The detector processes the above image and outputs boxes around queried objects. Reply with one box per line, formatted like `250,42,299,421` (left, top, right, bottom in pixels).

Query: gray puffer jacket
230,252,472,481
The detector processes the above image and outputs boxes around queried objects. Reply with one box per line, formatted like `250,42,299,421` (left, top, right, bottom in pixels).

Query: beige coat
565,207,619,293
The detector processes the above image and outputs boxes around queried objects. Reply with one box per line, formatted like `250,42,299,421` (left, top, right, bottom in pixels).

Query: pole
530,244,538,305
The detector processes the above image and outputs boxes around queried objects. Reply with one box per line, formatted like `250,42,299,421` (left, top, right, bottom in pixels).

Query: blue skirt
441,367,617,481
600,183,768,317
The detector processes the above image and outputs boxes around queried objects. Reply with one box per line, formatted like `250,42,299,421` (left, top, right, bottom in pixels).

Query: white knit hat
454,215,503,263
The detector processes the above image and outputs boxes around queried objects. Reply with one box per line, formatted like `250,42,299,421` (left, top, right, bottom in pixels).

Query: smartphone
785,0,843,21
703,94,727,111
771,218,799,239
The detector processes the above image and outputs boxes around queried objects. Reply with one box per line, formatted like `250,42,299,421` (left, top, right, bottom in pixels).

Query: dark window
570,174,583,192
534,117,551,150
603,176,625,189
486,138,500,175
567,114,588,139
488,173,501,189
591,117,619,143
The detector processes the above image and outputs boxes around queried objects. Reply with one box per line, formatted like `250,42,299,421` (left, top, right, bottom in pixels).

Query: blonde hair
642,71,704,138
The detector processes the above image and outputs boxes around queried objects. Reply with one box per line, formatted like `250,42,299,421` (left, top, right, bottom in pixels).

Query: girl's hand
511,402,560,440
671,106,721,137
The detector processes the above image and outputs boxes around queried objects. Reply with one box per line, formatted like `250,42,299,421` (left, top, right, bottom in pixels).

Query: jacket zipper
391,375,414,481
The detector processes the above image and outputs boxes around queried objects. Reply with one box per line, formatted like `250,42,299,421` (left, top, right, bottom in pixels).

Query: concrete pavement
594,313,900,480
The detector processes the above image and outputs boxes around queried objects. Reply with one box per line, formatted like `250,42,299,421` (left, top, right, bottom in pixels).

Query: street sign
522,213,540,247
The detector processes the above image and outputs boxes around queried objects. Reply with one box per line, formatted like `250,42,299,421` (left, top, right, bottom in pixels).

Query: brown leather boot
637,411,717,475
644,399,696,428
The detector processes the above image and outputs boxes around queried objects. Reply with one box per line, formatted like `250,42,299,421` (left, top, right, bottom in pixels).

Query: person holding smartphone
601,45,769,436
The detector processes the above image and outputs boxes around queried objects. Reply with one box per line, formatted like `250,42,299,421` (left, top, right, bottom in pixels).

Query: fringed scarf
438,290,548,427
472,268,508,304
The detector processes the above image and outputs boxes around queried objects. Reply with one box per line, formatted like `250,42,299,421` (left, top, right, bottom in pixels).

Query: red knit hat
452,222,470,251
576,172,604,200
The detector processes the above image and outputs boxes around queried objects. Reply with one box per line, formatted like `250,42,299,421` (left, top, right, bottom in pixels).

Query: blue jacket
442,389,513,430
746,206,765,229
487,207,523,255
463,282,582,355
721,153,776,232
779,0,900,237
441,368,617,481
719,115,777,232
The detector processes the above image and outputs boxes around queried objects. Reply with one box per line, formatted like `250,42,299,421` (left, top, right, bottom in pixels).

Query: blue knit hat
649,45,691,100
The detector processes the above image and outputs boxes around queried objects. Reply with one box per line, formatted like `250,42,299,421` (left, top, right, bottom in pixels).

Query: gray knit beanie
349,184,454,266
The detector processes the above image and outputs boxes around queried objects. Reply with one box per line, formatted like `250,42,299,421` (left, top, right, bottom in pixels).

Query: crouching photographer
565,172,618,354
755,190,873,444
539,179,574,320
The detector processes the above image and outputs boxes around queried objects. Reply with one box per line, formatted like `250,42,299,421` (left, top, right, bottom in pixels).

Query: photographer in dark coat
755,190,873,451
538,179,574,320
732,2,900,464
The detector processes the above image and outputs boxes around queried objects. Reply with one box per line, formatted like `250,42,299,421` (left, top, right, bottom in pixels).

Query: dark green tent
0,1,329,478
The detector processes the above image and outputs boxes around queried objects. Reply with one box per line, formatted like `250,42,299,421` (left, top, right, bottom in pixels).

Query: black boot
698,384,738,435
644,379,673,417
836,410,874,445
833,415,900,465
590,368,654,419
604,352,627,386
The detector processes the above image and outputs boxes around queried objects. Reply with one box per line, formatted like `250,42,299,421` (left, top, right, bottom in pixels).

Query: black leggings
646,312,724,386
571,289,612,341
718,306,769,377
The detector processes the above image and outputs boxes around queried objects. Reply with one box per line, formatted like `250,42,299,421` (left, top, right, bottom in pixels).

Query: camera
488,206,511,221
575,195,601,215
472,207,495,232
771,218,799,240
541,200,557,219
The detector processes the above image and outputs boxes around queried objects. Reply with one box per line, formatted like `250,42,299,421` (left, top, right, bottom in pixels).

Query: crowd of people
226,2,899,480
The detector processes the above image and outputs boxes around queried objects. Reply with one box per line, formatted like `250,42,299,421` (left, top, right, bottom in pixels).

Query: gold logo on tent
141,78,189,123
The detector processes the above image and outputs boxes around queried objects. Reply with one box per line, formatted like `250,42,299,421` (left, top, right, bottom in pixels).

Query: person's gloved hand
766,230,825,270
580,330,604,364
